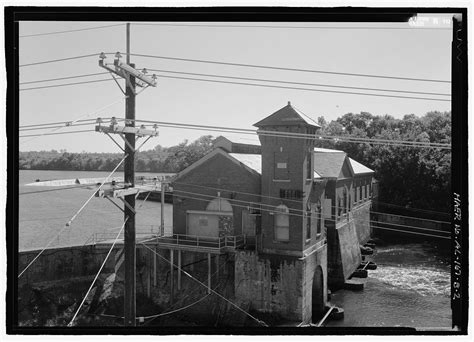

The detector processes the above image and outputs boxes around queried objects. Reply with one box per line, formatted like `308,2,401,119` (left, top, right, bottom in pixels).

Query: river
17,170,452,329
325,239,452,329
18,170,173,251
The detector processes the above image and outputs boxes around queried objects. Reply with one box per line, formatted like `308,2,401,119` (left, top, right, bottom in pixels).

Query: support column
153,246,157,287
170,249,174,304
208,253,211,294
147,249,151,297
177,250,182,290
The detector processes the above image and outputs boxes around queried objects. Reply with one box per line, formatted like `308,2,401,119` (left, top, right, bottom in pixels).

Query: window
343,188,348,214
206,197,232,212
306,211,311,240
315,201,322,236
337,196,343,219
274,152,289,180
359,186,363,202
306,152,312,180
274,204,289,241
280,189,303,199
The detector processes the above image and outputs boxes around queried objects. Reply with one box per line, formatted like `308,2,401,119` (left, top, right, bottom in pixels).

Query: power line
139,255,232,323
173,188,449,233
20,122,96,132
132,22,451,30
20,129,94,138
20,96,127,145
376,201,450,216
20,67,451,97
140,243,268,326
371,225,450,240
20,72,110,85
20,78,114,91
171,190,449,235
173,193,451,239
18,223,72,278
19,184,96,195
18,72,450,103
65,155,127,228
19,116,450,149
19,53,104,67
132,118,451,149
147,68,450,97
172,180,450,223
127,52,451,83
156,74,450,102
68,218,127,327
20,24,124,38
20,118,99,129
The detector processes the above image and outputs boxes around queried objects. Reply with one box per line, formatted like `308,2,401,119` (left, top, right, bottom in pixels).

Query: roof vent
288,101,291,106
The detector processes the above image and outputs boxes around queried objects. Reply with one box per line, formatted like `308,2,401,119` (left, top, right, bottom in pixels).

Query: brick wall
172,153,261,236
258,126,314,254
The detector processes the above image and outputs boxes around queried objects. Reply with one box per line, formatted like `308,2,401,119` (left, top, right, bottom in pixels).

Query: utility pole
123,22,136,327
96,23,157,328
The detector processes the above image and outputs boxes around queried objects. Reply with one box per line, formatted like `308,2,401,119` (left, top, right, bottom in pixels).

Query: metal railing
84,230,245,251
83,226,165,246
157,233,245,251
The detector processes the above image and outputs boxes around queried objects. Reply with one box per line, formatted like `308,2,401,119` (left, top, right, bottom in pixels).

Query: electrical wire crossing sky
18,19,452,153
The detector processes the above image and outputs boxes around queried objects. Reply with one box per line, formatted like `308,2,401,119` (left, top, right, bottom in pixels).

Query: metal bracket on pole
136,135,153,152
105,196,125,213
118,133,136,152
109,72,127,95
105,132,126,153
119,197,136,214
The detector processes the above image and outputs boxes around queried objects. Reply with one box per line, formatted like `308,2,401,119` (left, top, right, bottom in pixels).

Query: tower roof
253,102,321,129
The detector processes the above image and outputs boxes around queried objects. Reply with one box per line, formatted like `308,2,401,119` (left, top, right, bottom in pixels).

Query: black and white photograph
5,4,469,335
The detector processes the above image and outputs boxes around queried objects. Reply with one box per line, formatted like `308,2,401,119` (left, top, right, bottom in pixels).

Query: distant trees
19,112,451,213
19,135,215,174
316,111,451,213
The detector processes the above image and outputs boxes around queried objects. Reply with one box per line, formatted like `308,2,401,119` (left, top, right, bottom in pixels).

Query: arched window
343,188,348,214
315,201,322,236
274,204,289,241
206,197,233,212
337,195,343,219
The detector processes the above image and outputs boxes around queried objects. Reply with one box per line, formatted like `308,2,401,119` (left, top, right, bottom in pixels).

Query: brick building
163,102,374,324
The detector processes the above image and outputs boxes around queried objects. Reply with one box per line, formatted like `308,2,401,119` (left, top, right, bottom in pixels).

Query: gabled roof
173,148,261,182
253,102,320,128
313,147,374,178
214,135,261,154
348,157,374,175
229,153,261,174
313,151,349,178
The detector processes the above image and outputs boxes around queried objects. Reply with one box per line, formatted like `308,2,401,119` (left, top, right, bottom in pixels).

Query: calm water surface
19,170,172,251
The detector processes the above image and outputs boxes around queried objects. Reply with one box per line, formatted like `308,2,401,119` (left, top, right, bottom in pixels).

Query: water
18,170,173,251
326,242,452,329
18,170,452,329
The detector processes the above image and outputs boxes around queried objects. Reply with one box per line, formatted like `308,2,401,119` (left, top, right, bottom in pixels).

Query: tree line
19,111,451,213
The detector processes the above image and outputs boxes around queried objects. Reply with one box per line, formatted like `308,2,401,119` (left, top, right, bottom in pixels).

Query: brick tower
254,101,320,256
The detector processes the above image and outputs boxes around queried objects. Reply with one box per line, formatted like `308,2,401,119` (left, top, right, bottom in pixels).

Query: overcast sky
18,16,453,153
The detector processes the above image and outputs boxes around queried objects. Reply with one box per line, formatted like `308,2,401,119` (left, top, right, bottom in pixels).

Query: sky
18,15,453,153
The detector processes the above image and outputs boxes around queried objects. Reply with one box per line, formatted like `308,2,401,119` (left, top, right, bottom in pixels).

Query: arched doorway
312,266,324,321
